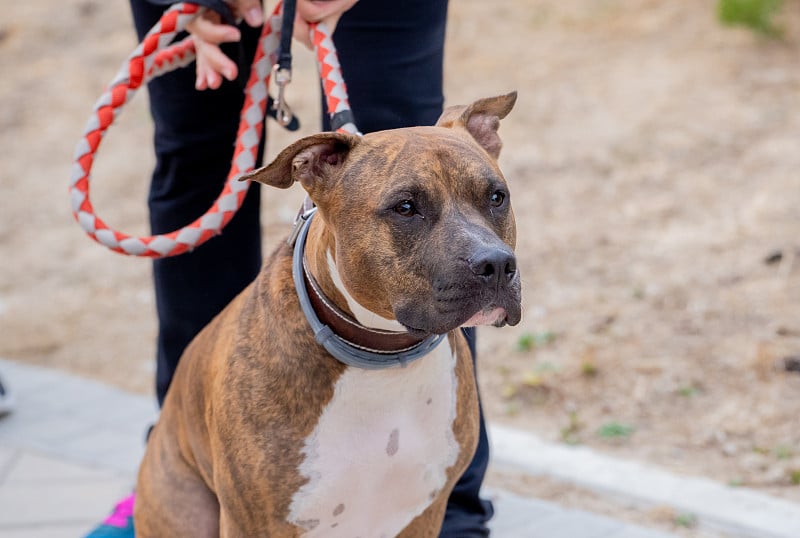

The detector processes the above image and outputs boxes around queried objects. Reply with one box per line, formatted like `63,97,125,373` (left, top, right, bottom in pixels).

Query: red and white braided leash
70,1,358,258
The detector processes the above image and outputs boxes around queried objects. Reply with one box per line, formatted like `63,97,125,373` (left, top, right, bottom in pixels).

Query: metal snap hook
273,65,294,127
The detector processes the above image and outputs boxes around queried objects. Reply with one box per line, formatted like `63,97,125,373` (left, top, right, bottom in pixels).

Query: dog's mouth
396,290,521,337
399,306,514,337
461,306,509,328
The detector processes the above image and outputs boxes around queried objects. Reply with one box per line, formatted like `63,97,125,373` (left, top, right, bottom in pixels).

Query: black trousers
130,1,492,534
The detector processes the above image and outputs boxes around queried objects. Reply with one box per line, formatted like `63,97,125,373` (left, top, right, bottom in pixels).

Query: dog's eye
394,200,418,217
490,190,506,207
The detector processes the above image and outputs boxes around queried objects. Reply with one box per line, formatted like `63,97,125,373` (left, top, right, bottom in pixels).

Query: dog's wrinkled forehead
344,127,505,194
238,93,516,207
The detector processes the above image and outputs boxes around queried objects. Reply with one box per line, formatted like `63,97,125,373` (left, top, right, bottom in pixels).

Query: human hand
186,0,264,90
293,0,359,49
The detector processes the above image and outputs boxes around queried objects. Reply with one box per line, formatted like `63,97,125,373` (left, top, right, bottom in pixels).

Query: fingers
194,39,238,90
294,0,358,49
187,10,241,90
187,12,241,44
188,1,353,89
292,18,314,50
296,0,358,24
231,0,264,27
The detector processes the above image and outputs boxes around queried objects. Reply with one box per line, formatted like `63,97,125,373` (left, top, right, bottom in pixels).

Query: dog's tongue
463,307,506,327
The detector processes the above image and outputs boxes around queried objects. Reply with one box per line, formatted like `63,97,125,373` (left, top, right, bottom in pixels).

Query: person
85,1,494,536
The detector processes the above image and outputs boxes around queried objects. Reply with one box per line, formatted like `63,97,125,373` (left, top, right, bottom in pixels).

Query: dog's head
243,92,521,336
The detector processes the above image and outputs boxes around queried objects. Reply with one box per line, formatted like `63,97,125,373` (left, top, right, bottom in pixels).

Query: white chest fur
286,340,460,536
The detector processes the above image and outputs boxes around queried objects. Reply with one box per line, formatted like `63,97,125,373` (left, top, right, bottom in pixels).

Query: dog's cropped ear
239,132,360,191
436,91,517,160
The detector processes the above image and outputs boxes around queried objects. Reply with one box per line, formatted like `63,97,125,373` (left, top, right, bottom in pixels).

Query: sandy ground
2,0,800,533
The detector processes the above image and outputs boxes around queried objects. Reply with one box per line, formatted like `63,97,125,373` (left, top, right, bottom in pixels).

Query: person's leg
330,2,493,535
441,328,494,538
130,0,265,405
85,3,264,536
322,0,448,132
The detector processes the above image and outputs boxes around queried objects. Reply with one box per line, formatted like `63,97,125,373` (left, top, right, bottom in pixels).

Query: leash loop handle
70,1,355,257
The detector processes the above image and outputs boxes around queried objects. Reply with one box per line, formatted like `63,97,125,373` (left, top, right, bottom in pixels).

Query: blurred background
1,0,799,535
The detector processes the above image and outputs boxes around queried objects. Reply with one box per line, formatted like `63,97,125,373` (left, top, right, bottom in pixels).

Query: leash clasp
272,65,294,127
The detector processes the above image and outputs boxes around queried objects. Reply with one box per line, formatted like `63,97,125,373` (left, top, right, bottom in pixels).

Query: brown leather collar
301,256,428,354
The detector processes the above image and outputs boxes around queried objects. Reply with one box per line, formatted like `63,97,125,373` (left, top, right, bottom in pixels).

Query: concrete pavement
0,357,682,537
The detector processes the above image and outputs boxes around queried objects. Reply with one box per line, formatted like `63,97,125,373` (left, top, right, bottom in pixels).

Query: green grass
515,331,557,352
717,0,784,36
597,421,635,439
581,361,598,377
790,469,800,486
561,411,583,445
677,385,701,397
675,512,698,528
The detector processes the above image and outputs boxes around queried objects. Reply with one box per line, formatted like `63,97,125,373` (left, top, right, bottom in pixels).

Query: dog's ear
436,91,517,159
239,132,360,191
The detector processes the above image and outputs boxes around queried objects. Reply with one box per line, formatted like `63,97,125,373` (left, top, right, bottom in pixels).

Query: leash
70,1,357,258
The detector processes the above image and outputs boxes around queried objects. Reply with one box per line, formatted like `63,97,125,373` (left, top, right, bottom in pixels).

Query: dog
134,92,521,537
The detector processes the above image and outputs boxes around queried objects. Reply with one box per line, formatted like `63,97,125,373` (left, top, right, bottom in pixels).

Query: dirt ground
2,0,800,533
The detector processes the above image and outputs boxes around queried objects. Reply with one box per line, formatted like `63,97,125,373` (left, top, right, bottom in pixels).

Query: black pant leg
129,0,264,405
323,0,448,131
440,327,493,538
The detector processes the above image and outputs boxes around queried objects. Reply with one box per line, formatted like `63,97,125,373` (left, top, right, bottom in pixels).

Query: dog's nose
469,248,517,287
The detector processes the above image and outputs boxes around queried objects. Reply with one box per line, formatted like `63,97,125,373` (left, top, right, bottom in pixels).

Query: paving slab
0,449,131,537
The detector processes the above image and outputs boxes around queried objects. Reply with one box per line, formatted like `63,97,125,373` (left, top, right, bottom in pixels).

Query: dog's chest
286,341,460,536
